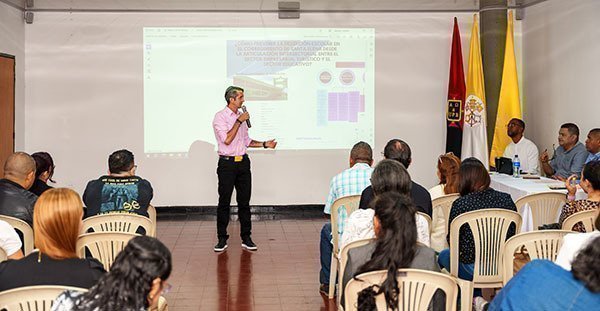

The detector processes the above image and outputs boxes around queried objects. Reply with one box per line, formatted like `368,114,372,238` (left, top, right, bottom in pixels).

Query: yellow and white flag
490,11,522,165
462,14,489,168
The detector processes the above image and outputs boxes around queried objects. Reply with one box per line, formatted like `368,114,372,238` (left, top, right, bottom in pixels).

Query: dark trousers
217,156,252,240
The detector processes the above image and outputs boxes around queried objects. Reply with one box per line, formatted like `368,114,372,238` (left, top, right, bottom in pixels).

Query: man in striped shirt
319,142,373,295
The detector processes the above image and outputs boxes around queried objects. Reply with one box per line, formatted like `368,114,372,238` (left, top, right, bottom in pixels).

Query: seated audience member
340,159,430,250
83,149,153,218
359,139,433,217
555,213,600,271
437,157,517,308
540,123,588,180
429,152,461,200
429,152,461,252
341,193,441,310
52,236,172,311
29,151,55,196
319,142,374,295
0,219,24,260
0,152,37,226
488,236,600,310
585,128,600,163
558,160,600,232
502,118,540,175
0,188,105,291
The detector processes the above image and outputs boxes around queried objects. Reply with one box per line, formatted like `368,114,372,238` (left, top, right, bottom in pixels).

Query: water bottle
513,155,520,178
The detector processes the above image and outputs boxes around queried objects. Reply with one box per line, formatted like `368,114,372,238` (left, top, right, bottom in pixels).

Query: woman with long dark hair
341,192,441,310
52,236,172,311
29,152,55,196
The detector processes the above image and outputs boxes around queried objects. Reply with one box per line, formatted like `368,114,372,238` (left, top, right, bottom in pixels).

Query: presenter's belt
219,154,248,162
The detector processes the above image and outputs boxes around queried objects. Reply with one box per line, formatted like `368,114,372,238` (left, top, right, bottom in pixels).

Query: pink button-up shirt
213,106,252,156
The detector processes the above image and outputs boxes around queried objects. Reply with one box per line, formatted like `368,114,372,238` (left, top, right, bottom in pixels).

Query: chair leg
328,255,337,299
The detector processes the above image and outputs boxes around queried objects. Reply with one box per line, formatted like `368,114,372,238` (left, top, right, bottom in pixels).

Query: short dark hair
561,123,580,138
108,149,135,174
350,141,373,163
370,159,412,196
383,139,411,168
510,118,525,129
583,160,600,191
572,235,600,293
224,86,244,104
459,157,490,196
589,128,600,137
32,152,54,179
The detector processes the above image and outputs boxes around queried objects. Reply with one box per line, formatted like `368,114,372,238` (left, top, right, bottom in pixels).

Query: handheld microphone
241,105,251,128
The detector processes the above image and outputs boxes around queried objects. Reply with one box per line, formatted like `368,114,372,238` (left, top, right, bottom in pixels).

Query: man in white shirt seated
503,118,540,175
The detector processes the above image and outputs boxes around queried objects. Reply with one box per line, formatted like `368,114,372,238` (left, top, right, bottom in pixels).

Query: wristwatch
262,141,267,148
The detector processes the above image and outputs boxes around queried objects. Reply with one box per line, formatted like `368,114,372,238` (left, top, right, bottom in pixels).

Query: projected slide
143,28,374,154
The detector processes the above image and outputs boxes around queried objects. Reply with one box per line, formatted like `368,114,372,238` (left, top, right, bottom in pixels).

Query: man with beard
502,118,540,175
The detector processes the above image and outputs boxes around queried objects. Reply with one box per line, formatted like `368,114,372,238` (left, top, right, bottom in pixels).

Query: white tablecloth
490,173,587,232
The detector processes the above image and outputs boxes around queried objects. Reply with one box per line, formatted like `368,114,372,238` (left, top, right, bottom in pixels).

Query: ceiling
2,0,547,12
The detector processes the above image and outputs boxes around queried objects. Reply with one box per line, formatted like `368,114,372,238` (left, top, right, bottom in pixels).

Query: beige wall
523,0,600,154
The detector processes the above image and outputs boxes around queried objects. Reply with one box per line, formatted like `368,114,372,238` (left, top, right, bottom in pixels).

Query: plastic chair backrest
81,213,152,235
330,195,361,255
0,215,34,255
344,269,459,311
0,285,86,311
337,238,375,308
449,209,522,288
417,212,433,235
147,205,157,237
514,192,566,230
562,209,598,232
430,194,460,251
502,230,570,284
76,232,138,271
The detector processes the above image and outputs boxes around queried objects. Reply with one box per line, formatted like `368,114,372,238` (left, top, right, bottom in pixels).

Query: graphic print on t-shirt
100,178,141,214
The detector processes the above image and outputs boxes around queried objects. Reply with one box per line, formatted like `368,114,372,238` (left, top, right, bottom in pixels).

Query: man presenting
212,86,276,252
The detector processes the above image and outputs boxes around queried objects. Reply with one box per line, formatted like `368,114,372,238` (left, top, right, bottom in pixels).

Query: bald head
4,152,36,189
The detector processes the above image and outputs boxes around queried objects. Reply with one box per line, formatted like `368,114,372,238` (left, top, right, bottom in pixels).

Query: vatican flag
462,14,489,168
490,11,522,165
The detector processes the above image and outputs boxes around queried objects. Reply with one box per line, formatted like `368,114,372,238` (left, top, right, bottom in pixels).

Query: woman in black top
29,152,55,196
0,188,105,291
437,158,517,301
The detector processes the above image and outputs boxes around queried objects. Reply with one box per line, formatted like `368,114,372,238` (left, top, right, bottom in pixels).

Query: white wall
523,0,600,154
0,2,25,149
24,12,483,206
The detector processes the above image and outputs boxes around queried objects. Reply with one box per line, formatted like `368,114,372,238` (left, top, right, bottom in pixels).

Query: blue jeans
437,249,482,298
319,223,333,285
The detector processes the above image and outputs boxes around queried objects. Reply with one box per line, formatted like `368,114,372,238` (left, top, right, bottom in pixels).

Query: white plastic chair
514,192,566,230
418,211,433,235
0,215,34,255
562,209,598,232
77,232,138,271
0,285,86,311
502,230,570,284
337,238,375,309
329,195,361,299
81,213,153,236
344,269,473,311
449,209,522,289
147,205,157,237
430,194,460,252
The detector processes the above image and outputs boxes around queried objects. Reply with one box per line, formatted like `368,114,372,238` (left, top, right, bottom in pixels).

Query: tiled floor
157,218,338,311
